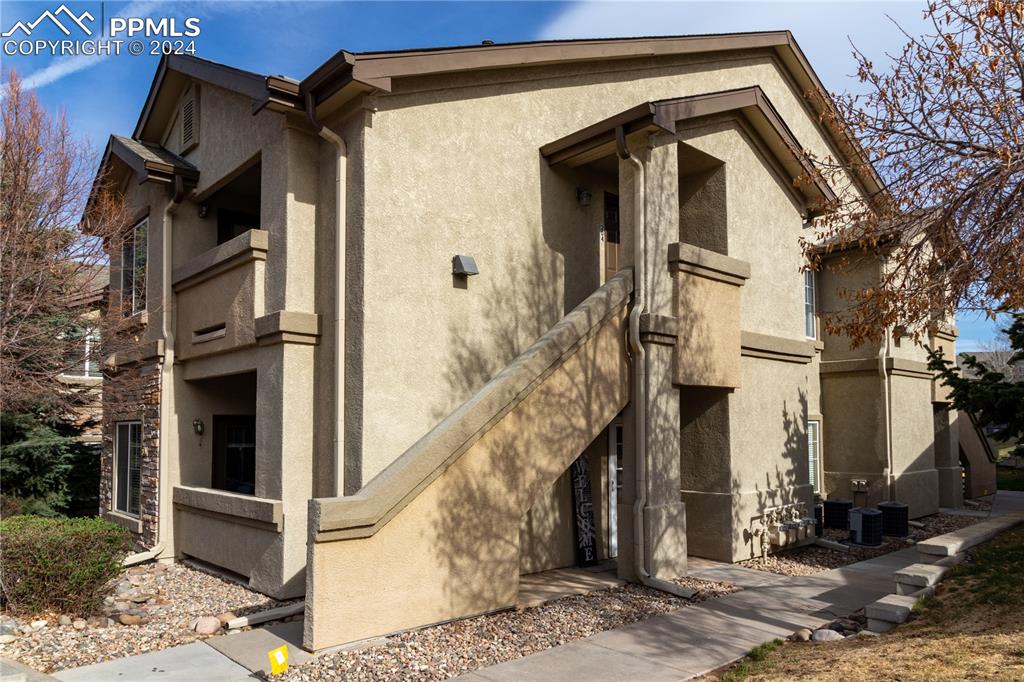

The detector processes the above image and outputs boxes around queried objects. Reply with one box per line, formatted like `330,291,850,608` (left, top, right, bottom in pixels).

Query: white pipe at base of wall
123,542,166,566
624,149,694,601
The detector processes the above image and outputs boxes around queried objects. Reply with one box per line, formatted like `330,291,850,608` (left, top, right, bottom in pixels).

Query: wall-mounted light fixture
452,255,479,277
198,204,209,219
192,418,205,436
576,188,592,207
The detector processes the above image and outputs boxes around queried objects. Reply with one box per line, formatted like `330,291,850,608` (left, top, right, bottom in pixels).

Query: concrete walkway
462,491,1024,682
31,491,1024,682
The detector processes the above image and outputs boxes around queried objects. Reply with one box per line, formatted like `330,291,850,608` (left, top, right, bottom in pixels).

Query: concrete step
916,514,1024,557
865,594,918,632
894,563,948,595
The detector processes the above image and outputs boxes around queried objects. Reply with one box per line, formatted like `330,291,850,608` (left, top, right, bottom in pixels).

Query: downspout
880,311,894,501
306,93,348,496
618,128,692,599
126,174,186,566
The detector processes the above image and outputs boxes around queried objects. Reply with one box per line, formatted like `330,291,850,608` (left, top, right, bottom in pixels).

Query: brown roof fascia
106,136,198,186
133,54,274,140
542,86,837,211
300,32,884,200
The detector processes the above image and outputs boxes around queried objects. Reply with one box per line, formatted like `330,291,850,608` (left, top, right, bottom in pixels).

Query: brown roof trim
133,54,276,141
542,86,836,212
299,32,884,200
106,135,198,185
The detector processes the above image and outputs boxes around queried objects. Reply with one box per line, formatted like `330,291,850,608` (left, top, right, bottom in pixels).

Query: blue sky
0,0,1008,348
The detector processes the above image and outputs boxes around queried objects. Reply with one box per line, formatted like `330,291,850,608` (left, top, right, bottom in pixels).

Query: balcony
173,229,268,361
669,242,750,388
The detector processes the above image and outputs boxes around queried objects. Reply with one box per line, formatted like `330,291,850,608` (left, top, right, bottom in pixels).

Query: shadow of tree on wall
428,261,632,616
732,388,812,560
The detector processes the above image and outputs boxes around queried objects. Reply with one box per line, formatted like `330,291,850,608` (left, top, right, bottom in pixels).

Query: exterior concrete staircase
303,271,634,650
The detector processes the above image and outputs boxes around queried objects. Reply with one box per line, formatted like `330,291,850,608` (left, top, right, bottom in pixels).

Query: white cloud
537,1,929,93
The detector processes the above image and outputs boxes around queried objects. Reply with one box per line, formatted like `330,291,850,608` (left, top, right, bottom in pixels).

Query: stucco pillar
633,139,688,578
934,406,963,508
254,342,315,597
263,126,319,313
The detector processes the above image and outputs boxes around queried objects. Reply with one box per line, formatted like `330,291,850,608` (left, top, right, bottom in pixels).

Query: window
121,219,148,316
62,327,101,378
212,415,256,495
807,420,821,494
115,422,142,516
804,270,816,339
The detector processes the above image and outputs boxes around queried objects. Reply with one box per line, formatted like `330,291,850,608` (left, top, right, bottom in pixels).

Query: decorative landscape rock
811,628,845,642
72,620,87,631
58,616,73,626
216,611,237,625
0,635,17,645
118,614,143,626
29,620,47,630
789,627,812,642
193,616,222,634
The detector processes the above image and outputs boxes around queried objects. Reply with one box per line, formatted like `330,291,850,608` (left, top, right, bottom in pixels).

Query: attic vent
180,84,200,153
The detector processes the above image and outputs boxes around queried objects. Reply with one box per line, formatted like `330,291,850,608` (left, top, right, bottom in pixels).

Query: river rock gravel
0,561,297,673
268,577,738,681
739,512,982,576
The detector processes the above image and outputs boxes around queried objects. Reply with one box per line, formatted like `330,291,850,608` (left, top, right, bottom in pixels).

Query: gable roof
540,86,836,214
133,54,273,142
299,32,884,200
102,135,198,185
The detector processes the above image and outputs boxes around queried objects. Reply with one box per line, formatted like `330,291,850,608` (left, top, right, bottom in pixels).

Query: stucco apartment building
95,32,973,650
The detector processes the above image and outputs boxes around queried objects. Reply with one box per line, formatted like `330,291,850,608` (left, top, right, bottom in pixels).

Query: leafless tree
1,70,142,417
802,0,1023,345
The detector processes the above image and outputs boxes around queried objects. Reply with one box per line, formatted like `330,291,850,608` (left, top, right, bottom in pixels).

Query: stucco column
263,126,319,314
933,406,963,507
255,342,315,597
627,139,688,579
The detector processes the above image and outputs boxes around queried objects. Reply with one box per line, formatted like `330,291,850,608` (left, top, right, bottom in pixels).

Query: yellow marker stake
268,645,289,675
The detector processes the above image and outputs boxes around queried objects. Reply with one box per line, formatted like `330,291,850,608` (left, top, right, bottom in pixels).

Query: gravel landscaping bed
739,512,983,576
267,577,738,681
0,561,297,673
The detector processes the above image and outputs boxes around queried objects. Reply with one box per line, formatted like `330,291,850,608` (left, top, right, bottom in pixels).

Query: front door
212,415,256,495
603,192,620,283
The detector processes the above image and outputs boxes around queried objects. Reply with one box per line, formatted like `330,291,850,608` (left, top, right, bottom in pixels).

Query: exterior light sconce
452,255,479,277
576,188,592,207
198,204,209,219
192,418,205,436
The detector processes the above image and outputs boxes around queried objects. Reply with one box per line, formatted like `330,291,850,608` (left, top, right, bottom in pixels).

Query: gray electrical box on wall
452,255,479,276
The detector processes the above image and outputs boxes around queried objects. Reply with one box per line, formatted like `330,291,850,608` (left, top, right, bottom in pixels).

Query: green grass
997,466,1024,491
719,639,785,681
913,594,942,613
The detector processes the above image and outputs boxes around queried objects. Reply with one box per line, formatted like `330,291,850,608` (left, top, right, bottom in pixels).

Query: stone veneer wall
101,360,162,550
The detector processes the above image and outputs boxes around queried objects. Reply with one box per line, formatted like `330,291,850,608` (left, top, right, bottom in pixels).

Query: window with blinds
807,420,821,493
115,421,142,516
804,270,817,339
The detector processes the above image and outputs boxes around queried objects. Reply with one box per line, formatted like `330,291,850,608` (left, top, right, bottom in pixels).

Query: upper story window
804,270,816,339
121,218,147,316
63,327,101,378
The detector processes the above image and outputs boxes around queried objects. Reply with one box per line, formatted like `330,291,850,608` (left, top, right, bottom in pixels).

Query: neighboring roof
298,31,884,201
69,264,109,308
103,135,198,185
540,86,836,214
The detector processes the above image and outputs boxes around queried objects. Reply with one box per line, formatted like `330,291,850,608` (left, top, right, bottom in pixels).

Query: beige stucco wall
351,52,863,485
305,297,630,649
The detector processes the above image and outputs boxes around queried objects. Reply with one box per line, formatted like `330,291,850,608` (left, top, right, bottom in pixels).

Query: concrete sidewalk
33,491,1024,682
460,491,1024,681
